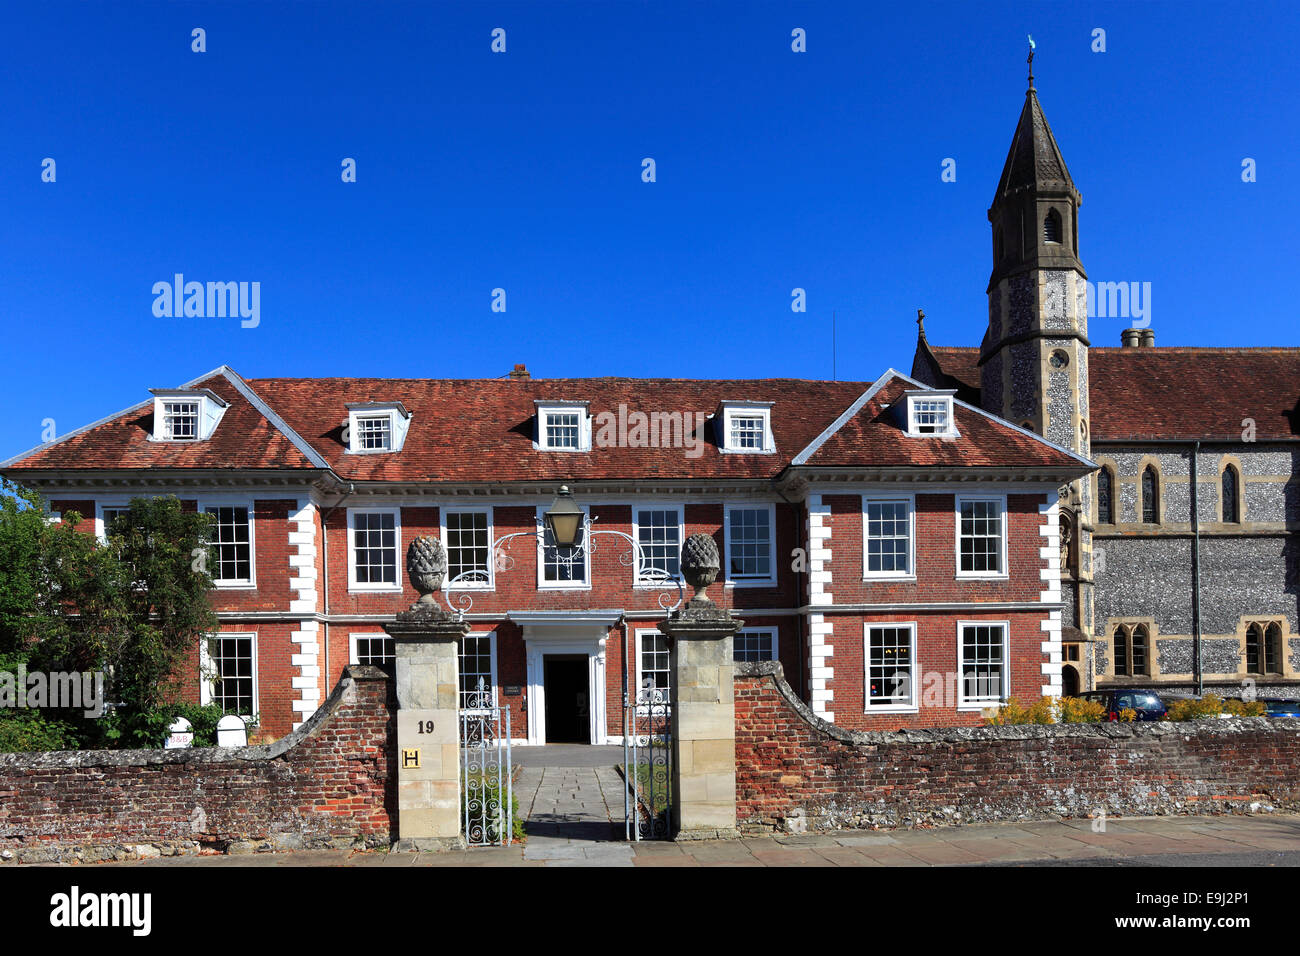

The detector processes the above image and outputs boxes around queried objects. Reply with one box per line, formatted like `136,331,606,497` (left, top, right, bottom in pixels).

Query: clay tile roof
248,376,868,483
1089,347,1300,442
3,370,319,473
798,373,1091,472
922,345,1300,443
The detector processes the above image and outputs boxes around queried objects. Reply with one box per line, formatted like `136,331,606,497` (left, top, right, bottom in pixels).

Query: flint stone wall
0,666,394,865
735,662,1300,834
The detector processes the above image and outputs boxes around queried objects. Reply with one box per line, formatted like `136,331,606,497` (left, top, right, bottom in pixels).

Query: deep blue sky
2,1,1297,461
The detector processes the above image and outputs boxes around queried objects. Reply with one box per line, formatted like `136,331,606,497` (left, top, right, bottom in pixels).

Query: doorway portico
509,610,622,746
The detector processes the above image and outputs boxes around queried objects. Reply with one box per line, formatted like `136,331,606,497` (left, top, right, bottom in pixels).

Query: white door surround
510,610,622,746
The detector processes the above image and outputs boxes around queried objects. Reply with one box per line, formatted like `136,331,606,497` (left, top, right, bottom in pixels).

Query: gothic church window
1097,467,1114,524
1113,624,1149,678
1141,466,1159,524
1246,621,1282,675
1222,464,1240,523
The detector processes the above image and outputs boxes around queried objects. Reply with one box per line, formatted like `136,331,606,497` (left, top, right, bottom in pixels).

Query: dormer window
904,390,958,438
719,402,774,454
355,414,392,451
164,401,199,440
150,388,228,442
535,402,591,452
345,402,411,454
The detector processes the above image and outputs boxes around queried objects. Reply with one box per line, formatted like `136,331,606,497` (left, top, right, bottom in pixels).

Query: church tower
980,54,1095,675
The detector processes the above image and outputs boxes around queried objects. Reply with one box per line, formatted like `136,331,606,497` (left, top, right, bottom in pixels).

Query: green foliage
985,695,1107,725
1056,695,1106,723
463,777,525,844
0,481,219,748
1224,698,1267,718
1163,694,1266,721
0,711,80,752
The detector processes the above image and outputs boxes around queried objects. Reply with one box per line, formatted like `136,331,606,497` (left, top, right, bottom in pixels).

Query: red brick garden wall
735,662,1300,834
0,666,394,865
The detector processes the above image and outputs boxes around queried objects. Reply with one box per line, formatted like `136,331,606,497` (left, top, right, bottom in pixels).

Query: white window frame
956,620,1010,710
353,414,393,452
459,630,499,712
631,504,685,588
441,506,495,590
734,627,779,663
862,493,916,580
536,503,591,590
200,631,259,720
719,403,775,454
863,623,919,713
348,632,395,668
347,507,402,592
904,390,958,438
954,494,1008,580
724,503,777,587
201,498,257,589
634,628,672,703
535,403,592,452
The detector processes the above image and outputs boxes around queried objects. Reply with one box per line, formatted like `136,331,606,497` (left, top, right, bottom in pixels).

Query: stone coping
733,661,1300,745
0,665,391,770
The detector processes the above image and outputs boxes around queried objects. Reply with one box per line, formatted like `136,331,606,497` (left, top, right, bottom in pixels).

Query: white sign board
165,717,194,750
216,715,248,748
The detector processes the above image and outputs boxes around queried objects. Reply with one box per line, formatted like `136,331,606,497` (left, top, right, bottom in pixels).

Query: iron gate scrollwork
624,676,672,840
460,677,514,847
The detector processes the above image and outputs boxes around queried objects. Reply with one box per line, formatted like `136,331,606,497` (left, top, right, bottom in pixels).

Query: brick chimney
509,363,530,380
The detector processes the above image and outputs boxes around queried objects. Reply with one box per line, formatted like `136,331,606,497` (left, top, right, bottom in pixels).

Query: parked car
1080,689,1168,721
1257,698,1300,718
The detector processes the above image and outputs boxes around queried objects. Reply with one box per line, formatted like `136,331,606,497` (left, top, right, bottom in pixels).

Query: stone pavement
76,812,1300,868
514,762,633,866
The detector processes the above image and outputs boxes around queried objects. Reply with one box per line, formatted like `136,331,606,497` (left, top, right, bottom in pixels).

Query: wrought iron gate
624,677,673,840
460,679,514,847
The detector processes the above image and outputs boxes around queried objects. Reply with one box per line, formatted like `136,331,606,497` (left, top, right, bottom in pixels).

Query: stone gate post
383,536,469,851
659,533,743,841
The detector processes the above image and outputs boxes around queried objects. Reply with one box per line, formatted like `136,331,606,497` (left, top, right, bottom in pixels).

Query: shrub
1164,694,1224,721
1164,694,1266,721
1057,695,1106,723
1117,707,1138,722
0,712,80,752
986,695,1105,725
1224,698,1267,718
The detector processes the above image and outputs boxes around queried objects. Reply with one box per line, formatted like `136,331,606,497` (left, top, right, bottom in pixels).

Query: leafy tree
0,480,218,748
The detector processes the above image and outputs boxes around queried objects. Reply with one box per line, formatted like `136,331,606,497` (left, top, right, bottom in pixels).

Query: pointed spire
916,309,927,343
990,51,1078,206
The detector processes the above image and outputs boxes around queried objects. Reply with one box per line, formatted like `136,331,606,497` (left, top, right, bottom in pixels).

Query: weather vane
1027,35,1036,89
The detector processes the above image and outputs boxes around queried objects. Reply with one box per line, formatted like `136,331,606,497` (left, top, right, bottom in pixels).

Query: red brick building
1,365,1092,740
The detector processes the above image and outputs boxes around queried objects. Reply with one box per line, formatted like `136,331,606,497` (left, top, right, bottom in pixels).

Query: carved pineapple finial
680,533,721,603
406,536,447,605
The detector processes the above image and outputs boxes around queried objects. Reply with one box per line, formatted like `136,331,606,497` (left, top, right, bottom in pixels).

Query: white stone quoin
289,501,320,728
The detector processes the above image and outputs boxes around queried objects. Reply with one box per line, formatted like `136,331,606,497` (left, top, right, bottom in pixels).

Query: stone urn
406,536,447,605
680,533,721,602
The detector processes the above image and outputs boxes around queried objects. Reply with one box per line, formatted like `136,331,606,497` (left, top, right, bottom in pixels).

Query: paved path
515,762,633,865
70,813,1300,868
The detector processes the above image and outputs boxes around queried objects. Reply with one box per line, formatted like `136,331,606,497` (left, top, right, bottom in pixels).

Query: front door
543,655,589,743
